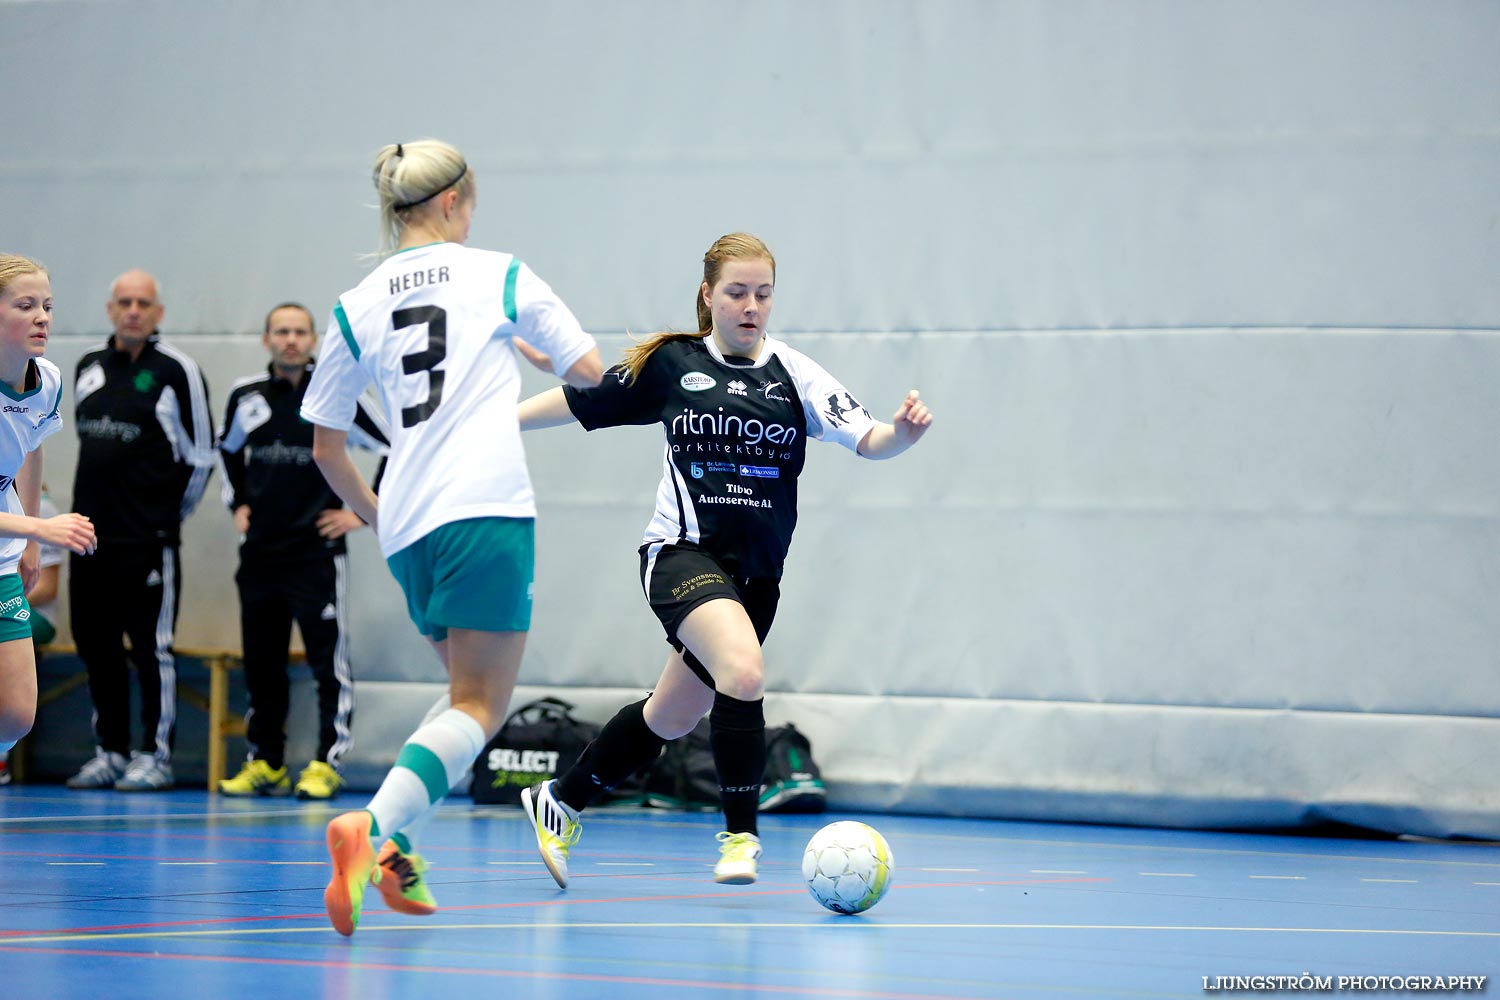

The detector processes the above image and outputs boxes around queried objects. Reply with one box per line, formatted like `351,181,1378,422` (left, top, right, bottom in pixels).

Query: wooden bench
35,644,301,791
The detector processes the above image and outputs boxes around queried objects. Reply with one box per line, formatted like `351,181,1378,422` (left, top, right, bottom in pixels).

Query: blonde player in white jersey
0,256,98,758
300,140,604,935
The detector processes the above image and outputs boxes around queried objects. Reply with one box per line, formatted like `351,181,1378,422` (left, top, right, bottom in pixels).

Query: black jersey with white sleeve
562,335,875,579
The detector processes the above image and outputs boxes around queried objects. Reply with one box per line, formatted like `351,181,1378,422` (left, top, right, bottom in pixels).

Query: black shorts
638,540,781,688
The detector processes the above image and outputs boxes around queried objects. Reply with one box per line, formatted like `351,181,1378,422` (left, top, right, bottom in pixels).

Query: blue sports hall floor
1,786,1495,1000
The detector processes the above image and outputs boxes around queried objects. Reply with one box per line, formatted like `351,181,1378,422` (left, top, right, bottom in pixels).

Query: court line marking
1249,875,1306,880
0,807,323,826
1138,872,1196,878
12,804,1499,872
6,921,1499,946
0,878,1105,938
1475,881,1500,886
0,943,980,1000
44,862,105,866
1362,878,1418,884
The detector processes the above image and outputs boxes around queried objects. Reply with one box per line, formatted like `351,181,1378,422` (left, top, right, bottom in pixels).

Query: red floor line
0,877,1103,938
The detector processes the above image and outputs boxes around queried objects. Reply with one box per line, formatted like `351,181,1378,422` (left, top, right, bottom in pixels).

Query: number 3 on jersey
395,305,446,427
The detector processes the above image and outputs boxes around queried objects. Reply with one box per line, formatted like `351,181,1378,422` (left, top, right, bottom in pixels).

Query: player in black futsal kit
514,232,933,886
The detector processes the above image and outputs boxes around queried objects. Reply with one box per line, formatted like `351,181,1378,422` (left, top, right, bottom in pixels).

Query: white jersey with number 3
301,242,596,558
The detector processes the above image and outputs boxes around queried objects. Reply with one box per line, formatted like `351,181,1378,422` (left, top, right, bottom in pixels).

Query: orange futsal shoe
323,811,380,936
372,840,438,916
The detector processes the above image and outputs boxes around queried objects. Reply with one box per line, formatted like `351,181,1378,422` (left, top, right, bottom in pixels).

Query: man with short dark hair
217,302,388,800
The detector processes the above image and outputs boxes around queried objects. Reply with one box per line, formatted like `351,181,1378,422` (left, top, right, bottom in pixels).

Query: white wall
9,0,1500,835
6,0,1497,334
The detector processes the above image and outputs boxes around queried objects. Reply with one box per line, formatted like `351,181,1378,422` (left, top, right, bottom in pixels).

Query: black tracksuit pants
69,544,181,760
235,554,353,771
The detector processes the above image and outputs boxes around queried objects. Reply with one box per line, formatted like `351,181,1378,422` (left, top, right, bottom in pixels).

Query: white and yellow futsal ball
801,820,894,914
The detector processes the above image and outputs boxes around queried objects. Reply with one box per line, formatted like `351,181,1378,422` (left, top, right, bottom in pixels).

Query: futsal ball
801,821,894,914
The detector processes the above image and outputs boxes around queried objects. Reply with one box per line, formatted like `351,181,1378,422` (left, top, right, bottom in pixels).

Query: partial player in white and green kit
299,139,603,936
0,256,98,759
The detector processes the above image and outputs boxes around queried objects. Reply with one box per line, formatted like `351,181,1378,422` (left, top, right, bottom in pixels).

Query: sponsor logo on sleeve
237,393,273,435
823,391,870,427
76,363,106,402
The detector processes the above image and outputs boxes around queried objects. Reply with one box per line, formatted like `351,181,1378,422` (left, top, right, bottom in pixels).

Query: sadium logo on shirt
680,372,716,391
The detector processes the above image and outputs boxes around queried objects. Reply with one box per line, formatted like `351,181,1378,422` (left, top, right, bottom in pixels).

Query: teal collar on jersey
0,360,42,401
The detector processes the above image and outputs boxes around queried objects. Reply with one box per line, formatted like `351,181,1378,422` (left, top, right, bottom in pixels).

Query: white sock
392,693,456,849
366,707,484,839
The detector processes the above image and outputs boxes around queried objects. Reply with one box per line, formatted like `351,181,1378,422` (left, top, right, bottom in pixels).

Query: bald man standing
65,270,214,792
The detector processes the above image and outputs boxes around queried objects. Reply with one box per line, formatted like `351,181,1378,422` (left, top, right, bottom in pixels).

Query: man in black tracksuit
66,269,215,792
217,302,388,800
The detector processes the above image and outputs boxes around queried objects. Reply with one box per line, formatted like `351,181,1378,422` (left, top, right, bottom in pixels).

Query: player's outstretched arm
518,387,582,432
856,389,933,460
0,512,96,554
514,338,604,390
563,347,605,389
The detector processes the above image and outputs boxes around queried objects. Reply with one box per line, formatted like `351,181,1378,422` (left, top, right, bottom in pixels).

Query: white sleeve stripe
218,397,249,454
155,342,216,463
217,452,236,509
182,461,211,520
228,373,272,392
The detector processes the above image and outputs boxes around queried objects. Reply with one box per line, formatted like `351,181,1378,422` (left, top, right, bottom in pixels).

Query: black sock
710,692,765,836
555,698,665,812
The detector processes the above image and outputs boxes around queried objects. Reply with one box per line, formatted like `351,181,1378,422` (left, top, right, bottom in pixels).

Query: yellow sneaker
713,831,762,885
373,840,437,916
218,759,290,797
324,810,379,936
295,760,344,801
